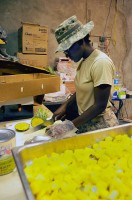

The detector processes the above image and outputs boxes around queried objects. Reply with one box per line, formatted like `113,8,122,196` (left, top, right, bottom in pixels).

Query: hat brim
55,21,94,53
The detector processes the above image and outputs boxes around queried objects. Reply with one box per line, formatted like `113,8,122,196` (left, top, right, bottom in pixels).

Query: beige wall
0,0,132,118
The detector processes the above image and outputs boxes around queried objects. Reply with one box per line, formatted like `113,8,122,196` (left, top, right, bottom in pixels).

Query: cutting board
6,119,49,146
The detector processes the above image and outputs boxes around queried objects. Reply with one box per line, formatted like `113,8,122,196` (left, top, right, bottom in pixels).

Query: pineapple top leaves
34,108,48,120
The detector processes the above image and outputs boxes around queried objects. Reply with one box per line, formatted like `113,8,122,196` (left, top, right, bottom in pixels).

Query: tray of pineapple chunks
12,123,132,200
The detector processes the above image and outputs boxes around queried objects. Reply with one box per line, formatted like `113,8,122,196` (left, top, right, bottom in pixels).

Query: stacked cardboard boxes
18,23,48,68
0,24,60,121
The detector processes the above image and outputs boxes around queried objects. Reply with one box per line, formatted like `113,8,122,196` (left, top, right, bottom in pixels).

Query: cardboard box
0,73,60,104
65,81,76,94
17,53,48,68
18,23,48,54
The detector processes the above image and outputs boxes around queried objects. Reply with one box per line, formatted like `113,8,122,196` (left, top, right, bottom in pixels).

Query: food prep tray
12,123,132,200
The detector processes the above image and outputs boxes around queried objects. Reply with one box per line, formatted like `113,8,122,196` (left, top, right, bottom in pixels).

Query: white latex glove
46,120,77,139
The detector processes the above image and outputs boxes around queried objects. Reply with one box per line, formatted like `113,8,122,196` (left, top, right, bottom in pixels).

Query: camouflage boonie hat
55,15,94,53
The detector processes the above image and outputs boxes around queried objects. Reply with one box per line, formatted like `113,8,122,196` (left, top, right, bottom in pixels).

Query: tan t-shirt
74,49,115,115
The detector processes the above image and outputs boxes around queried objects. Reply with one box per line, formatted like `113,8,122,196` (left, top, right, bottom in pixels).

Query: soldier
47,15,119,138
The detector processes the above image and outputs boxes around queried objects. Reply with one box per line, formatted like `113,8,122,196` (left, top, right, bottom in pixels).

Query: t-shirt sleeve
91,58,115,87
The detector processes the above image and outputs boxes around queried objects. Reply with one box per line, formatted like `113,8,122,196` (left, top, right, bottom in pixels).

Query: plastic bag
0,26,19,62
0,26,7,42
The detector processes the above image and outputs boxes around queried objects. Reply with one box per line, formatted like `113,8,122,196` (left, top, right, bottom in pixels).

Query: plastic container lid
0,129,15,143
